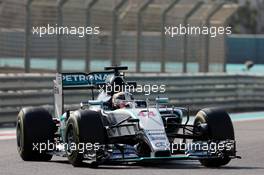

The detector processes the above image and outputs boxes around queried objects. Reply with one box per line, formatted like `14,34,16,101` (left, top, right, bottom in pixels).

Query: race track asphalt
0,119,264,175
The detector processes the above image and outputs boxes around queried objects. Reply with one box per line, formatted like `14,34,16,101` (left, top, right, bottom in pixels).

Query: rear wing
53,72,114,118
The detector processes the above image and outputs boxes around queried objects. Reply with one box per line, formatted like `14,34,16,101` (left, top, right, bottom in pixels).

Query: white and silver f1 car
16,66,240,167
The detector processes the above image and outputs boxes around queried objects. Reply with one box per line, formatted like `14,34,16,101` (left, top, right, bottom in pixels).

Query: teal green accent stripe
110,155,191,162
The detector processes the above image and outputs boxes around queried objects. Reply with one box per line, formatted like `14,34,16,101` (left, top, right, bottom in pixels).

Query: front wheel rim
16,121,22,151
66,126,75,156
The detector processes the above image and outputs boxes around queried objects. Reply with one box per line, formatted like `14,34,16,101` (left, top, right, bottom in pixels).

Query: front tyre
65,110,107,167
194,108,235,167
65,116,84,167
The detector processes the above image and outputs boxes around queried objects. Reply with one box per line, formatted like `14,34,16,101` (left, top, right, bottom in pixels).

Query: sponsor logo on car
155,142,167,148
138,111,156,117
61,72,113,86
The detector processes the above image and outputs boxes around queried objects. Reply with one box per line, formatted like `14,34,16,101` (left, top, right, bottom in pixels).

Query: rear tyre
16,107,55,161
65,110,107,167
193,108,235,167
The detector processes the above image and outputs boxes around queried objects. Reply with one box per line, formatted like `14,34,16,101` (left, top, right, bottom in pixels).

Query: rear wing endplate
53,72,114,118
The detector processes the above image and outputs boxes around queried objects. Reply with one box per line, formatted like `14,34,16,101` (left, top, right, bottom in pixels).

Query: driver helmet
112,92,134,109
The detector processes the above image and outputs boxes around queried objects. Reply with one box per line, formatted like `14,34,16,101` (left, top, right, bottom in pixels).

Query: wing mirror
156,97,169,104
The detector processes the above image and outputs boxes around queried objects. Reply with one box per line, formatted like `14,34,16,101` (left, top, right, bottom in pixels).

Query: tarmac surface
0,118,264,175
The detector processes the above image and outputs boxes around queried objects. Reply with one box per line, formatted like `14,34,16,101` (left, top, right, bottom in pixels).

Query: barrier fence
1,73,264,123
227,34,264,64
0,0,238,73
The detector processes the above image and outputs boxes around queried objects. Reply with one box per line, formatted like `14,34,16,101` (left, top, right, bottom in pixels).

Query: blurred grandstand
0,0,238,73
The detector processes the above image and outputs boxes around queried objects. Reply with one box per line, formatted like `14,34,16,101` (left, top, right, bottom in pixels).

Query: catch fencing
1,73,264,123
0,0,238,73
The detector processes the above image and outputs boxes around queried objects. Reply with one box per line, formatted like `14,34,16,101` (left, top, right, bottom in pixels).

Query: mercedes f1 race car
16,66,240,167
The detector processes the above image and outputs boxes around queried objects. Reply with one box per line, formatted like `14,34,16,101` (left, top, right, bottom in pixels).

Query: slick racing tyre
16,107,55,161
65,110,107,167
193,107,235,167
